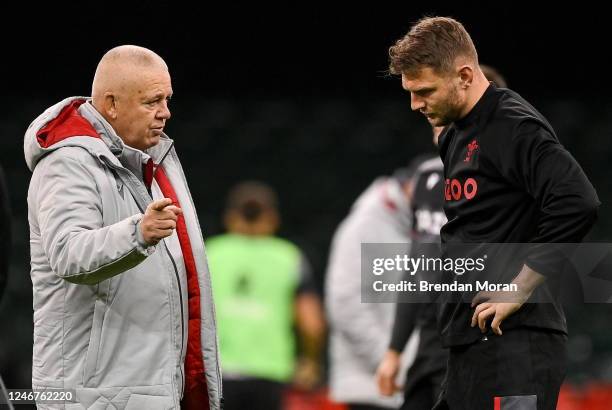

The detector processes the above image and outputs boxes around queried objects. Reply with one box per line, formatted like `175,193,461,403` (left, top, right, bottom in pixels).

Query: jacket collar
79,101,174,180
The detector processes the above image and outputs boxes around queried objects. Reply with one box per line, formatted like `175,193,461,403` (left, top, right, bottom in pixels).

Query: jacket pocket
82,298,106,387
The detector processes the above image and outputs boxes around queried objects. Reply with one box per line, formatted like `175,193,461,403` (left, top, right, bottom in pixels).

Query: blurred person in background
24,45,221,409
376,65,508,410
389,17,599,409
376,131,446,410
325,166,420,410
206,181,325,410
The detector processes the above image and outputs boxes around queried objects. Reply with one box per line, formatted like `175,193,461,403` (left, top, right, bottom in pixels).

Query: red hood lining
36,99,100,148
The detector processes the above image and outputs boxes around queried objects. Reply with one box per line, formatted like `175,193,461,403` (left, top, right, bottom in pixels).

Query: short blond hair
389,17,478,75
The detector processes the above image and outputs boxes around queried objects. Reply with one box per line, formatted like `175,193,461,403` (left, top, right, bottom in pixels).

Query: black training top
437,84,600,346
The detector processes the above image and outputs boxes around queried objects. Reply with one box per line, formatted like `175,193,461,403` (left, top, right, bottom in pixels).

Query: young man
376,67,509,410
25,46,222,409
387,17,599,410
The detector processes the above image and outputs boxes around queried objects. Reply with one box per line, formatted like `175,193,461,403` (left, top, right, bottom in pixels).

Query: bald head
92,45,167,104
91,45,173,151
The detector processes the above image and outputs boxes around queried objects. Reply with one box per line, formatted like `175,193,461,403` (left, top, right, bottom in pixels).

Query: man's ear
458,65,475,89
103,92,118,120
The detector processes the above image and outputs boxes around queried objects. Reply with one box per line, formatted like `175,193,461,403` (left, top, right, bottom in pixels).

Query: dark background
1,2,612,400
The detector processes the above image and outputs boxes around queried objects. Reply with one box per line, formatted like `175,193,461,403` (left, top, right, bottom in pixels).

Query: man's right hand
141,198,182,245
375,349,402,396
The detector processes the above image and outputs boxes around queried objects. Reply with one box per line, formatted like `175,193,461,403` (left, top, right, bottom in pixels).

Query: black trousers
400,348,446,410
401,375,444,410
223,378,284,410
433,328,567,410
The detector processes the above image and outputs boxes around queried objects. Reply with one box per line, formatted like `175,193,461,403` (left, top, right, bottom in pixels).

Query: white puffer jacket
25,97,222,409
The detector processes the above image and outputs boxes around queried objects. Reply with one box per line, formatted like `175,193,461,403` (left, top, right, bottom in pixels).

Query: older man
25,45,221,409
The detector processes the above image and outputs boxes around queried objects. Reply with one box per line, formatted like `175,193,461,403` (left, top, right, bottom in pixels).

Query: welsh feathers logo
464,139,479,162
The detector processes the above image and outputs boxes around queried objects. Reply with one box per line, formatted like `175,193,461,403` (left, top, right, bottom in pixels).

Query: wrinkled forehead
123,66,172,95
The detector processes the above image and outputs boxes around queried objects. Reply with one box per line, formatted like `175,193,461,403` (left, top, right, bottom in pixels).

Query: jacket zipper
101,156,187,400
163,241,186,396
173,161,224,398
156,141,187,395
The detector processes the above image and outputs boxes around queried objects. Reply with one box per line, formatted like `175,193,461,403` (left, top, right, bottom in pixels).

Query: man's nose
157,101,171,120
411,94,425,111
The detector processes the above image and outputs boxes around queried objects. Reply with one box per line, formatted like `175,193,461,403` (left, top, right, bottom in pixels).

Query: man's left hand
470,264,545,336
470,300,522,336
